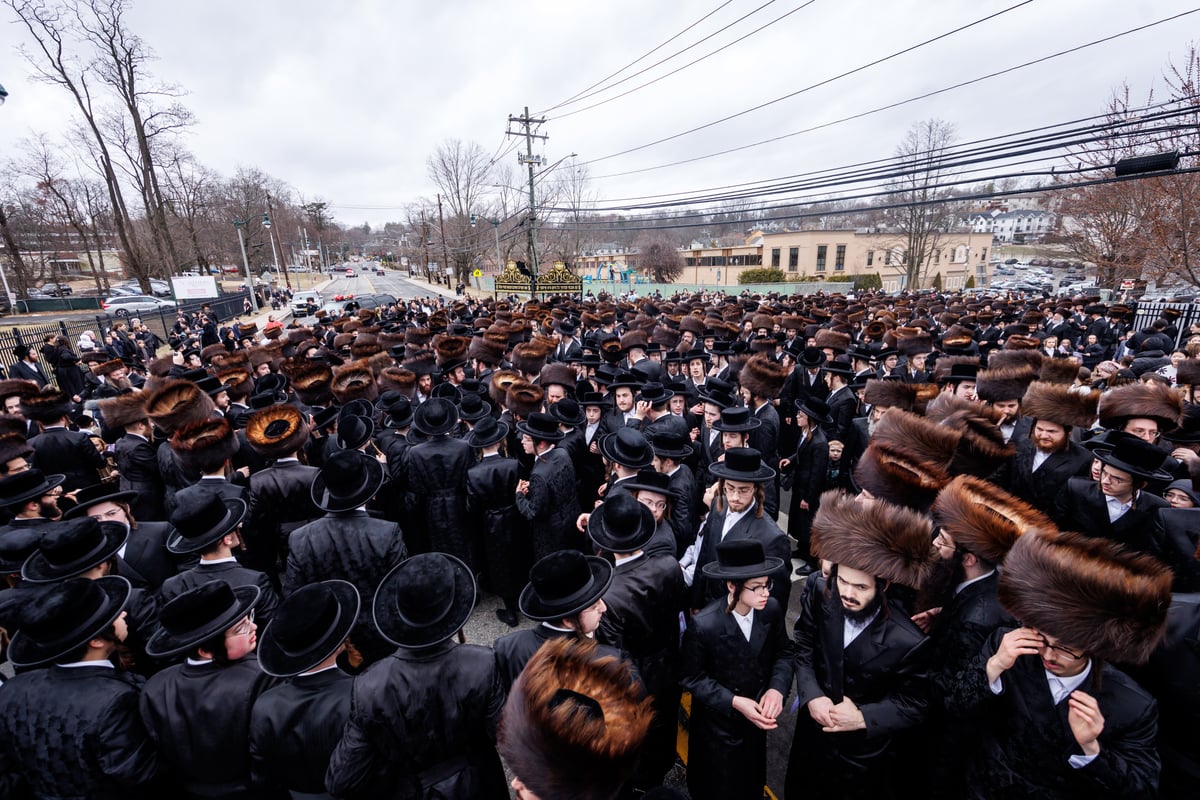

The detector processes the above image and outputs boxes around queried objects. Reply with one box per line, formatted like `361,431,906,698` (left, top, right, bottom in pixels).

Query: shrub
738,268,786,284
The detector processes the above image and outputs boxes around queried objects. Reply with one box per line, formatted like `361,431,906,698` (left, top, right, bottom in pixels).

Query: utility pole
265,194,291,289
507,106,547,297
420,211,432,284
437,194,451,287
232,220,258,313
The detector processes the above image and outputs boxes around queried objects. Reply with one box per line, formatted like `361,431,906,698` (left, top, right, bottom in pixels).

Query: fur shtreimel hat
870,408,960,472
498,637,653,800
932,475,1057,566
468,336,506,366
0,379,39,401
506,380,545,418
19,388,74,424
540,363,577,391
1175,356,1200,387
97,393,148,430
512,341,551,376
287,364,334,407
145,380,216,435
378,367,416,396
331,362,379,404
896,332,933,358
811,490,935,588
1039,356,1082,386
922,394,1015,478
170,418,238,474
1020,381,1100,430
738,353,787,400
246,404,309,460
814,329,850,354
89,358,127,378
974,365,1036,403
489,370,522,407
434,336,470,368
932,355,980,383
862,379,921,412
853,441,950,512
999,531,1172,664
985,349,1043,373
1097,380,1184,433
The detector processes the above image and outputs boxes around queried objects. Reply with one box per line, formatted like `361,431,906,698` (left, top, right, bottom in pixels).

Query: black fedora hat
701,540,784,581
648,428,693,460
0,527,43,574
334,414,375,451
698,378,738,409
166,492,248,555
795,396,833,426
194,375,232,397
457,392,492,423
579,391,613,409
7,576,131,668
430,382,462,401
146,580,260,658
339,399,375,420
373,553,476,648
378,392,414,429
515,412,566,443
465,415,509,449
21,517,129,584
549,397,586,428
0,469,66,509
1093,431,1172,482
620,468,679,500
606,371,644,391
682,348,711,365
598,427,654,469
821,358,855,378
411,397,459,437
519,549,614,622
258,579,360,677
588,492,656,554
712,406,761,433
311,449,386,513
707,447,776,483
61,481,139,520
943,363,979,384
636,382,674,406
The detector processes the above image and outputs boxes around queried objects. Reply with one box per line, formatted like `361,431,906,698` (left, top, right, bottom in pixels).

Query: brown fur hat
498,637,653,800
738,353,788,400
1003,333,1041,350
287,364,334,407
246,347,277,370
97,393,148,430
512,341,551,376
871,408,960,471
215,350,250,369
1097,380,1184,432
814,329,850,354
896,332,934,357
811,491,936,588
402,349,438,376
853,441,950,512
0,379,40,402
1039,356,1082,385
216,368,254,401
1175,357,1200,386
171,417,238,474
986,349,1043,373
200,344,230,365
0,432,33,465
940,324,975,349
1020,382,1099,430
145,380,216,435
378,367,417,397
974,365,1036,403
19,388,74,423
331,362,379,404
434,336,470,368
489,370,522,406
540,363,577,390
923,393,1015,477
506,380,545,417
862,379,920,411
999,531,1172,664
245,404,309,459
932,475,1057,566
365,351,395,377
350,334,382,360
146,356,175,379
468,336,506,366
90,359,126,378
679,315,706,336
619,330,648,352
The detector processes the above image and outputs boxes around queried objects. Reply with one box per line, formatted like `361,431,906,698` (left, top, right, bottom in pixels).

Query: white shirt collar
1045,660,1093,705
731,607,754,641
614,551,645,566
57,659,114,669
186,657,214,666
300,663,342,677
721,507,750,540
199,556,238,565
843,608,879,647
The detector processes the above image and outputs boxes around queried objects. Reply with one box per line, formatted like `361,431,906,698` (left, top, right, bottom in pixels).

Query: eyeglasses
227,611,255,637
724,485,756,497
1099,467,1131,487
742,579,773,595
933,531,959,551
639,499,667,511
1038,634,1082,661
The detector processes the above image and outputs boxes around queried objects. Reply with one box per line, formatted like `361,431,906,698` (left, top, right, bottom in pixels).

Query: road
319,269,459,304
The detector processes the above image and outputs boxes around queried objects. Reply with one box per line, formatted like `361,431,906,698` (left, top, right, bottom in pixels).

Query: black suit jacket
160,559,280,625
821,386,858,444
515,446,581,561
1149,508,1200,592
29,427,105,492
493,623,632,690
998,439,1094,516
245,459,321,578
9,359,49,387
692,500,791,610
1054,477,1169,554
114,434,165,521
122,521,178,591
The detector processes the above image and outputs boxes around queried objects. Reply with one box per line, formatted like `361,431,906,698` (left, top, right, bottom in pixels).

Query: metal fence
1130,301,1200,348
129,291,252,349
0,316,109,387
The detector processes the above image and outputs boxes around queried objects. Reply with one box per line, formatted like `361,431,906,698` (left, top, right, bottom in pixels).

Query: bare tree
426,139,495,284
886,119,959,290
633,232,684,283
542,157,594,272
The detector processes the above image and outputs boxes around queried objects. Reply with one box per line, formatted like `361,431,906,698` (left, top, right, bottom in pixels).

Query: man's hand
779,457,792,470
807,696,836,728
824,697,867,732
732,695,777,730
1068,690,1105,756
758,689,784,722
986,627,1043,684
1170,447,1199,467
516,479,530,496
911,607,942,634
633,399,651,420
576,512,590,532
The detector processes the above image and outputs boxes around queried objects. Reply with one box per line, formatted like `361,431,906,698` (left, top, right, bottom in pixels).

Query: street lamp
231,219,259,313
0,83,8,106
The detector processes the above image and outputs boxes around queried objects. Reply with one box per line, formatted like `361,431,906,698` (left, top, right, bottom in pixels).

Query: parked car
101,294,177,317
1004,258,1019,264
23,288,52,299
291,290,324,318
41,282,73,297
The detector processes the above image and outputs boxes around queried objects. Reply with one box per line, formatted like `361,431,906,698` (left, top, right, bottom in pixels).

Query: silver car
102,294,178,317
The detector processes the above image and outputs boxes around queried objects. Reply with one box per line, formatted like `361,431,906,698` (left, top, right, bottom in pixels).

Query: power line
537,0,735,115
549,1,819,121
578,0,1037,166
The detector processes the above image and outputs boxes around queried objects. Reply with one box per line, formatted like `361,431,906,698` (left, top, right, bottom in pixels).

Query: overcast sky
1,0,1196,229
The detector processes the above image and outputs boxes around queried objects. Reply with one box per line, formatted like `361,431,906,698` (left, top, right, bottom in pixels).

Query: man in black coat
1149,505,1200,591
98,392,166,521
9,344,50,387
65,482,179,591
250,580,358,798
588,494,687,790
402,398,474,561
820,359,859,445
739,353,786,519
784,492,933,800
23,388,106,492
780,397,832,576
326,554,509,799
0,576,160,799
515,412,582,560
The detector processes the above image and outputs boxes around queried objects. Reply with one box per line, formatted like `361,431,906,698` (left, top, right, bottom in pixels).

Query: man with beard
975,366,1037,444
0,469,66,531
995,381,1097,516
784,491,935,800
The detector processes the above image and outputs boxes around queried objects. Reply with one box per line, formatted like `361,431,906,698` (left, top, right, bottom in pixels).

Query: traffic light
470,214,477,227
262,213,271,229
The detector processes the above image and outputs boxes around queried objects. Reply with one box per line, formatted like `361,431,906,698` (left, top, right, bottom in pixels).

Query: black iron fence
0,316,110,387
1130,301,1200,348
123,291,253,350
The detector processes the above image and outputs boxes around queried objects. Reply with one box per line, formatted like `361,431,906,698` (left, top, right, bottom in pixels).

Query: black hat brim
597,435,653,468
146,583,260,659
707,461,777,483
7,576,132,668
587,504,657,554
373,554,476,648
701,555,785,581
310,455,386,513
62,487,140,520
515,420,566,443
795,401,833,426
258,580,360,677
1092,448,1173,482
165,498,248,555
466,421,510,449
519,556,614,621
2,473,66,509
21,522,130,584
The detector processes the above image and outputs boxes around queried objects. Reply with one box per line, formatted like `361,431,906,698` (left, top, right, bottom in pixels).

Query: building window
835,244,846,271
866,250,874,266
788,247,799,270
816,245,827,271
771,248,780,268
979,247,987,262
933,249,941,264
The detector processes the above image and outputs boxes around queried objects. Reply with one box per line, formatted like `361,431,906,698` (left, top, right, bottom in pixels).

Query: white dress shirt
732,607,754,641
721,508,749,540
843,608,879,648
1105,494,1134,523
989,660,1097,768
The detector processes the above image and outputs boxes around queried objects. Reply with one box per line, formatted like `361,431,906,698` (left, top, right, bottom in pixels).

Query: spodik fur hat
974,365,1036,403
1097,380,1184,433
1020,382,1099,430
145,380,216,435
811,490,935,588
738,353,787,399
932,475,1057,566
853,441,950,512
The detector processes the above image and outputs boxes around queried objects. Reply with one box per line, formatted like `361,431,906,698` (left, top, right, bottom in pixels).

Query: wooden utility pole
437,194,451,287
507,106,547,296
420,210,432,284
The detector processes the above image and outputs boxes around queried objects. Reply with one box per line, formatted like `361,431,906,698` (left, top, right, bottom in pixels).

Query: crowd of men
0,284,1197,799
